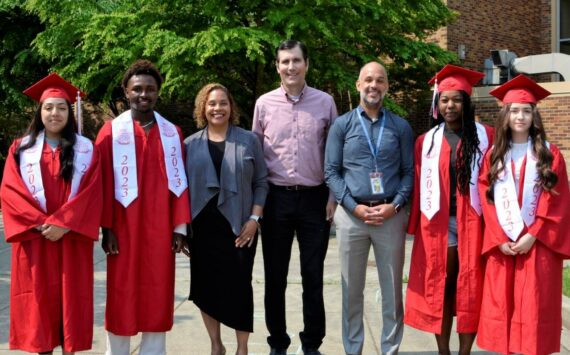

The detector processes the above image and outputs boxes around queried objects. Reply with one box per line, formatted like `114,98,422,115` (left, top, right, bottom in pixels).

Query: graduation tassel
76,90,82,135
430,79,438,120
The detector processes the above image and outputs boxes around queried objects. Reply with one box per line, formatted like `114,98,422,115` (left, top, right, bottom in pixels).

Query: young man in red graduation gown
1,73,102,353
405,65,493,354
95,60,190,355
477,75,570,355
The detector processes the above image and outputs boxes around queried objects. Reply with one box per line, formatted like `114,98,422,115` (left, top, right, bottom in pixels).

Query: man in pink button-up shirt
252,39,337,355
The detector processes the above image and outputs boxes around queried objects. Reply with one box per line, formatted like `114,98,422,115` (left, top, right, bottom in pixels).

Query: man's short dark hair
122,59,164,90
275,40,308,62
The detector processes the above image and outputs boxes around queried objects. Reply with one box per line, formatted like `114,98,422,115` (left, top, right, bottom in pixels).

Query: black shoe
303,348,322,355
269,348,287,355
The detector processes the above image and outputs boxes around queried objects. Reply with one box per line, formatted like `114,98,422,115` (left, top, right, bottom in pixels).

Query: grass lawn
562,266,570,297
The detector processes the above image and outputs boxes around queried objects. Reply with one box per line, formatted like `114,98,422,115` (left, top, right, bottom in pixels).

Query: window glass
562,0,570,39
561,41,570,55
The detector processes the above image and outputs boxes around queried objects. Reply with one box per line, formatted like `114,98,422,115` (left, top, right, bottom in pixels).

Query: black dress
189,139,258,332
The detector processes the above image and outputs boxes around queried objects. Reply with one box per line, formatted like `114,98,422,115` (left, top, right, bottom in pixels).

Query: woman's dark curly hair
485,103,557,202
15,101,78,182
426,90,482,195
193,83,240,128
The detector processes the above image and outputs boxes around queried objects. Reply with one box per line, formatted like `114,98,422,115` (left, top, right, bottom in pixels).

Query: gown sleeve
406,134,424,235
527,144,570,258
95,122,116,229
0,141,47,242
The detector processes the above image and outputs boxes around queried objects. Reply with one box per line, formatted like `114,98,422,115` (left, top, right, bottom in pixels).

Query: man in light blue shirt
325,61,413,355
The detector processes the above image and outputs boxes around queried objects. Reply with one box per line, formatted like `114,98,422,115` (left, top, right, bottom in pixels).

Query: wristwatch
392,203,401,214
249,214,261,227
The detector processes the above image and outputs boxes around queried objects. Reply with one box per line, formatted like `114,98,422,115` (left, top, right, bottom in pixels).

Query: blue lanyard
358,109,385,170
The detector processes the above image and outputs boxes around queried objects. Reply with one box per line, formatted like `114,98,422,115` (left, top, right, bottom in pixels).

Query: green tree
24,0,456,128
0,1,48,179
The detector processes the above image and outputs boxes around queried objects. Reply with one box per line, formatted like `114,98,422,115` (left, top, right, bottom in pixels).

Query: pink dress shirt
252,84,338,187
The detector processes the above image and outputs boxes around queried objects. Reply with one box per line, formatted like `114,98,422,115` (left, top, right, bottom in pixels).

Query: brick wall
405,90,570,188
415,0,561,141
473,83,570,162
539,0,553,53
443,0,549,71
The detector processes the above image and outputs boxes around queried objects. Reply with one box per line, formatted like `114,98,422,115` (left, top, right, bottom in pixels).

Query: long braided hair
426,91,482,195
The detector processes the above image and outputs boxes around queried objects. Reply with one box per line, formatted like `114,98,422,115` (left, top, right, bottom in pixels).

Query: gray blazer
184,125,268,235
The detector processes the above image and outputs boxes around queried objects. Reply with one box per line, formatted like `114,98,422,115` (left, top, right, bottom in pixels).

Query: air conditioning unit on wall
484,50,570,84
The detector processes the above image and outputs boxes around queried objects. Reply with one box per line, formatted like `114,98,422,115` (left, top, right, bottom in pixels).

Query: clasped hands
37,224,70,241
353,203,396,225
498,233,536,255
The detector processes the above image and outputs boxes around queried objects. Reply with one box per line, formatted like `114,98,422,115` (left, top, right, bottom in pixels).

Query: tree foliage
22,0,456,123
0,0,458,166
0,1,48,175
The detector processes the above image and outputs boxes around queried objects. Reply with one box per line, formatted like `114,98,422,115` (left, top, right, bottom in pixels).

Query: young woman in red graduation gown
0,74,102,354
405,65,492,355
477,75,570,355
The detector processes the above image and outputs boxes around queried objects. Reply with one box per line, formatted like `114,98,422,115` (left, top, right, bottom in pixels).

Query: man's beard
361,90,385,107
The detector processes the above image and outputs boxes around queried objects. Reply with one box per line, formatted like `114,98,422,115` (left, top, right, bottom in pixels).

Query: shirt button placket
293,108,298,179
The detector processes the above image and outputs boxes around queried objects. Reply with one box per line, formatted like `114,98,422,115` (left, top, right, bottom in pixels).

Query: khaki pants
335,206,407,355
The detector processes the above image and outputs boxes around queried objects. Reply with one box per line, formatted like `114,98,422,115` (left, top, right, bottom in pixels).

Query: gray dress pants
335,206,406,355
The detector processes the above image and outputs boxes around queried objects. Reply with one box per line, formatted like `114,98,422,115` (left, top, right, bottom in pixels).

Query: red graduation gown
404,124,493,334
0,139,102,353
96,120,191,335
476,144,570,355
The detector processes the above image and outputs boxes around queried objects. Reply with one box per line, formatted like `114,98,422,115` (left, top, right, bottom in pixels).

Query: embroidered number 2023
170,146,181,188
501,187,514,231
121,154,129,197
26,163,40,205
529,185,540,217
425,168,433,210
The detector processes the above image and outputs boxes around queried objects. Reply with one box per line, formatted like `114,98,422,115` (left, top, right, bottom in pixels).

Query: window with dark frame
561,0,570,54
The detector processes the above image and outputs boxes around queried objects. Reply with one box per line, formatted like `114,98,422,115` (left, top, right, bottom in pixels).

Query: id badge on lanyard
358,111,385,195
369,171,384,195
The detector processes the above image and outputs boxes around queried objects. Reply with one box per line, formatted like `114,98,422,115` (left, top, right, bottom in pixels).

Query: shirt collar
357,105,385,122
280,83,308,103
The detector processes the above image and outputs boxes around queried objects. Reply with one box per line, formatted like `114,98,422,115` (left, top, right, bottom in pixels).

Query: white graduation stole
154,112,188,197
494,139,546,241
420,122,489,220
112,111,138,207
111,110,187,207
19,131,93,212
420,123,444,220
70,136,94,200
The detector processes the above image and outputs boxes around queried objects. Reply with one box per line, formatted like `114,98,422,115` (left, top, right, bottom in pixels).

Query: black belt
355,197,394,207
270,183,324,191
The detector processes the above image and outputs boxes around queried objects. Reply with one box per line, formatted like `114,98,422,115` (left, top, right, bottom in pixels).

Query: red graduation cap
489,74,551,104
428,64,485,96
23,72,85,103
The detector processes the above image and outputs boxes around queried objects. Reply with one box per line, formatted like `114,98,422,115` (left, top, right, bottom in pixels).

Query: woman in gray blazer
185,83,268,355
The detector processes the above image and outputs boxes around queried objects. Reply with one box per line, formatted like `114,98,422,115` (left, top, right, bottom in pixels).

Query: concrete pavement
1,214,569,354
